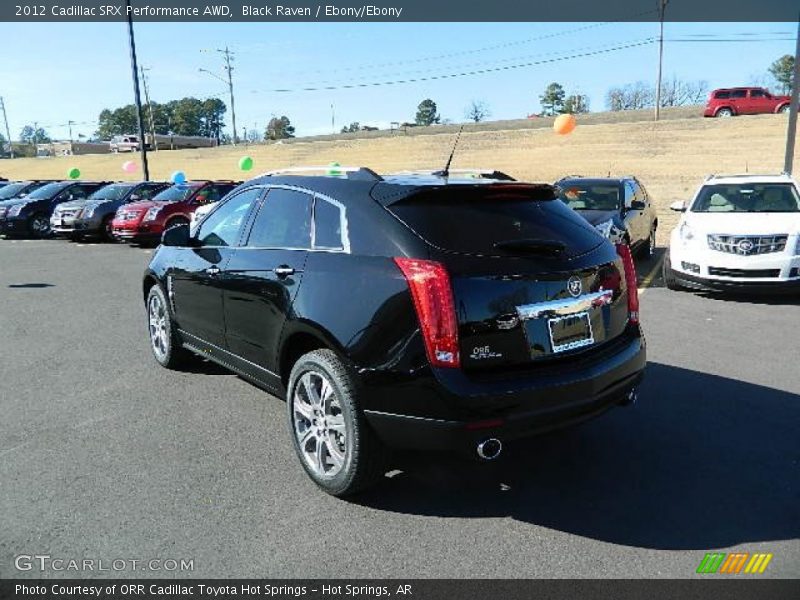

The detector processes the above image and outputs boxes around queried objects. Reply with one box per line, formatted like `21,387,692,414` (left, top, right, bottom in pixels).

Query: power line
257,38,655,94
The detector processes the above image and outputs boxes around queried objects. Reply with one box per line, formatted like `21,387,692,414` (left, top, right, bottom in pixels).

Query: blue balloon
171,170,186,184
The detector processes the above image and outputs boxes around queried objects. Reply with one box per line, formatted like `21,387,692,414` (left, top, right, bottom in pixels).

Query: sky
0,20,795,140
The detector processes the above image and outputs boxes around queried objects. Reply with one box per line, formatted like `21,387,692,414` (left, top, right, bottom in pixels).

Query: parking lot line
638,253,665,295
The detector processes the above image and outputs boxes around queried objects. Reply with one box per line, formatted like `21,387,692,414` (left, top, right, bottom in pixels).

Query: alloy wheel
292,371,347,478
148,293,169,360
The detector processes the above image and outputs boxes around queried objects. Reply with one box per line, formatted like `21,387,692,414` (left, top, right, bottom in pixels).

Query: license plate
548,311,594,353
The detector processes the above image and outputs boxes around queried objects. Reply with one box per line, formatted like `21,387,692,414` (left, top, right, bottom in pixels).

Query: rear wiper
494,239,566,255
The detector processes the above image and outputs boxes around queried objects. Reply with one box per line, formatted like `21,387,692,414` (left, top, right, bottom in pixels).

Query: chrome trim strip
516,289,614,320
178,329,280,378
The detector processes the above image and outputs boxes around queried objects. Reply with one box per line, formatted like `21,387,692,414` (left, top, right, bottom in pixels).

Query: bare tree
606,78,706,111
659,76,709,107
464,100,491,123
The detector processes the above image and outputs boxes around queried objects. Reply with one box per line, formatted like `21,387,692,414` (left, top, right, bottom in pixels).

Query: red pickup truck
704,87,792,118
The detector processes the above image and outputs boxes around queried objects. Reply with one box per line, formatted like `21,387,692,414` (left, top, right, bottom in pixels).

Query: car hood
58,200,90,211
573,209,621,226
684,212,800,235
122,200,161,212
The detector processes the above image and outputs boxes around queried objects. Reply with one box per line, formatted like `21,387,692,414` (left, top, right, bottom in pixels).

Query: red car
112,180,239,245
704,87,792,118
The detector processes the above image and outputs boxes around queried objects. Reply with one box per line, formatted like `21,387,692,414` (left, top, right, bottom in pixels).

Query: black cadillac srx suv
143,167,646,496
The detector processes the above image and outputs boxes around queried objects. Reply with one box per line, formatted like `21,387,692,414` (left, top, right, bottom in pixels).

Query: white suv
664,174,800,292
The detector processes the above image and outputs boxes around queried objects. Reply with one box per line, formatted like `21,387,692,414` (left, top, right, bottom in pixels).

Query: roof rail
393,168,516,181
258,166,383,181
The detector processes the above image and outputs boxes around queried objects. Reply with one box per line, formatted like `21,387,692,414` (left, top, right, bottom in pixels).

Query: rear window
387,186,604,256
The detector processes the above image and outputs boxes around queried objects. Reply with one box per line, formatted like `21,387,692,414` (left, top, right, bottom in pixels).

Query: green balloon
67,167,80,180
326,161,341,176
238,156,254,171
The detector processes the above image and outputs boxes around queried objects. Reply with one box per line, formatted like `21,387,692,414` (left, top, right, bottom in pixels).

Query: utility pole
220,46,238,145
654,0,669,122
0,96,13,158
33,121,38,149
126,0,150,180
331,103,335,134
199,46,238,145
783,15,800,175
140,66,158,151
67,120,74,143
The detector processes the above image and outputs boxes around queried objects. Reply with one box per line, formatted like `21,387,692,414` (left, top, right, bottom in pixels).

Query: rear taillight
393,257,460,369
616,243,639,325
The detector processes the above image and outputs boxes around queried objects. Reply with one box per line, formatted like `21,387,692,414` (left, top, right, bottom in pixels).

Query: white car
664,174,800,293
189,201,218,233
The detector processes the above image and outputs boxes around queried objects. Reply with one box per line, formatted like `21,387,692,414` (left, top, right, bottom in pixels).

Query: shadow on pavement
7,283,55,288
357,362,800,550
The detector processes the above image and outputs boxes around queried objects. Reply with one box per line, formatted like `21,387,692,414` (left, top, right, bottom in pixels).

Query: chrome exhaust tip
476,438,503,461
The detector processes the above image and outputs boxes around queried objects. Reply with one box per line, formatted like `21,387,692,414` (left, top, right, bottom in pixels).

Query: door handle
205,265,221,276
274,266,295,278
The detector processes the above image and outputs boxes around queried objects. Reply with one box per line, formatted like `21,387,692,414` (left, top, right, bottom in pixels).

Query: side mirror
630,200,647,211
129,194,141,202
161,224,191,247
669,201,687,212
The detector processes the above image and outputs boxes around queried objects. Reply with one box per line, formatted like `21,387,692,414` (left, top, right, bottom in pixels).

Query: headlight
795,234,800,255
143,206,162,221
8,204,24,217
679,222,695,242
82,204,98,218
595,219,614,238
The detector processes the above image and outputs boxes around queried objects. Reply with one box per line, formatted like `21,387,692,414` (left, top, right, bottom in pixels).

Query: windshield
558,182,620,211
89,184,132,201
691,183,800,213
0,183,30,200
25,182,70,200
151,184,201,203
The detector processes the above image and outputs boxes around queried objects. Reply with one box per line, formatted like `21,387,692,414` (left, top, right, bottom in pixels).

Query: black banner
1,0,798,22
2,580,800,600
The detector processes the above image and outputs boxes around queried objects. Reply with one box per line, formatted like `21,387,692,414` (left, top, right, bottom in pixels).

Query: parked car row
0,178,240,244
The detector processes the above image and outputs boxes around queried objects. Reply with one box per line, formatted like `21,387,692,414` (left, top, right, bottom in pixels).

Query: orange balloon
553,113,577,135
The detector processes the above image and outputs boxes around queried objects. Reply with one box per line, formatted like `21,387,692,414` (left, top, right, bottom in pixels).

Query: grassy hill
2,107,796,244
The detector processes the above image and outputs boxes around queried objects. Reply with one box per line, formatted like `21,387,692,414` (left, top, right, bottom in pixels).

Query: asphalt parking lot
0,239,798,578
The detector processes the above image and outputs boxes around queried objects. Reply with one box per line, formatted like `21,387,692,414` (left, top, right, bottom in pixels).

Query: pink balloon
122,160,138,173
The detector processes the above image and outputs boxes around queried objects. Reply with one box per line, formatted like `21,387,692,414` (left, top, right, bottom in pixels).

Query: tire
778,104,790,115
287,349,388,497
28,213,51,238
145,284,191,369
715,108,733,118
639,225,656,259
166,217,189,230
102,216,115,242
663,253,682,291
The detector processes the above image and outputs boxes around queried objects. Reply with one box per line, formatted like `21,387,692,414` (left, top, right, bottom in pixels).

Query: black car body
556,176,658,257
0,180,111,238
54,181,172,240
0,180,54,222
143,169,646,495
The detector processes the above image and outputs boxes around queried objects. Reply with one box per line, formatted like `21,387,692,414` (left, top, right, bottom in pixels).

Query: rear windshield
388,186,604,256
691,183,800,213
557,182,621,210
152,184,202,202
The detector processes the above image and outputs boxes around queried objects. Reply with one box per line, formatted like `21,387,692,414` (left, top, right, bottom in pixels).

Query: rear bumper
0,218,27,234
363,328,646,453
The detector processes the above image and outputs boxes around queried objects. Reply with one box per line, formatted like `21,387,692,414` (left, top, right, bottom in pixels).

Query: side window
750,89,764,98
731,90,747,99
313,197,344,250
715,91,730,99
247,188,312,249
195,187,261,248
137,186,157,200
623,183,636,208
